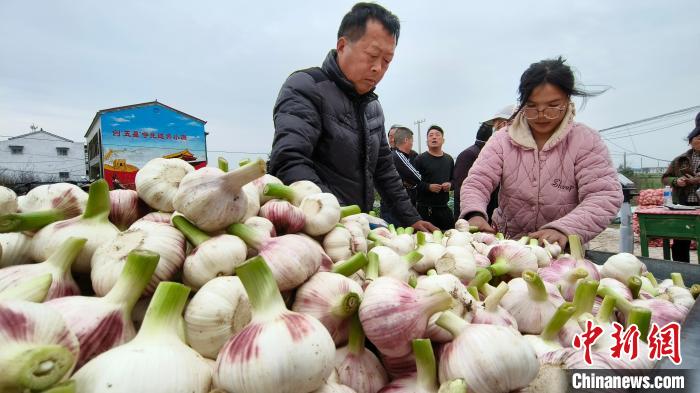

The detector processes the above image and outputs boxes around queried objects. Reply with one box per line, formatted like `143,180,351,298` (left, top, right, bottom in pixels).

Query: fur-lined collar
507,102,576,151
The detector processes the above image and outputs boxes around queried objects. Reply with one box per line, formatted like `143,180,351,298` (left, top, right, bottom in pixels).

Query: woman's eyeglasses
522,105,567,120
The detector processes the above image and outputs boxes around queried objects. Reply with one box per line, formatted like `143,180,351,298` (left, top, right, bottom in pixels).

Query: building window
9,145,23,155
59,172,70,180
56,147,69,156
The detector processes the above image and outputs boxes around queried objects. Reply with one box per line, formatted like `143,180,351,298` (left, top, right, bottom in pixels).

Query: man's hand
412,220,439,232
529,228,568,248
676,177,687,187
467,216,495,233
686,176,700,186
441,182,452,192
429,184,442,193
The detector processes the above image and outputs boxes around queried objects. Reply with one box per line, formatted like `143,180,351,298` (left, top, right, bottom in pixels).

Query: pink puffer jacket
459,103,622,243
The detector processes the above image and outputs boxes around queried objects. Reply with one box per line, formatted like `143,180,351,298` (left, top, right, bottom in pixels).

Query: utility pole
623,152,626,169
414,119,426,153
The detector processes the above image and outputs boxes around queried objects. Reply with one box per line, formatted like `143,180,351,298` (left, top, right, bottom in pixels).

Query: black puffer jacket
269,50,421,226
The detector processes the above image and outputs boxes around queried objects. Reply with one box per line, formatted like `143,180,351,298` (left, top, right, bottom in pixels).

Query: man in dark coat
380,126,421,224
268,3,436,231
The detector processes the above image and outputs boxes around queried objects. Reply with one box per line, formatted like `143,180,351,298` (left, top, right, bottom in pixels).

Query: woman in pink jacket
460,57,622,247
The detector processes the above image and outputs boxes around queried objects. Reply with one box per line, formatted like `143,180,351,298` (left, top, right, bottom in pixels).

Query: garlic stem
529,238,539,247
404,227,415,235
227,223,264,250
495,232,505,240
218,157,229,172
138,282,191,339
221,159,266,192
671,272,685,288
402,251,423,267
596,295,617,323
340,205,361,218
627,276,642,299
408,275,418,288
0,343,75,391
435,310,468,337
540,302,576,341
484,281,509,312
523,270,549,302
172,215,211,247
488,257,511,277
439,379,468,393
397,227,405,235
347,313,365,355
627,307,652,343
427,269,437,276
263,183,297,202
412,339,438,391
572,279,599,318
46,236,87,273
468,226,479,233
331,292,361,319
691,284,700,299
102,250,160,309
82,179,111,220
417,231,427,246
364,252,380,281
468,268,492,288
235,256,286,318
467,286,479,300
433,230,443,242
597,287,633,314
565,267,589,284
331,252,368,277
568,234,584,260
366,232,388,246
518,236,529,245
368,210,377,217
239,158,251,166
644,272,658,288
0,274,52,302
39,380,75,393
388,224,397,235
0,209,69,233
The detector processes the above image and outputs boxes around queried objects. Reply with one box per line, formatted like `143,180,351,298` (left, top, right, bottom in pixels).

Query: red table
636,206,700,261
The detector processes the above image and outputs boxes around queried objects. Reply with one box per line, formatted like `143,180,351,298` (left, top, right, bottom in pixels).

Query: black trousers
417,205,454,231
671,201,698,262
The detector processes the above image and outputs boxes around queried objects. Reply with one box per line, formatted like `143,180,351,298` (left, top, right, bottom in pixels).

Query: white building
0,128,86,184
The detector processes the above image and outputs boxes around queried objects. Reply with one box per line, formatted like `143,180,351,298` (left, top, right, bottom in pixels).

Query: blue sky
1,1,698,168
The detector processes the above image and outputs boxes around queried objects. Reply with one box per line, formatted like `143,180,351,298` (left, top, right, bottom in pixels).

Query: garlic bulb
454,218,470,233
0,232,33,267
300,193,343,236
91,220,186,296
244,216,276,238
18,183,87,214
601,252,645,283
0,300,80,391
250,174,283,205
228,223,322,291
135,157,194,212
0,236,85,300
334,315,388,393
264,180,322,206
369,246,421,283
108,189,141,230
0,273,51,302
472,282,518,329
412,232,446,274
344,221,368,254
341,213,371,237
436,311,539,393
173,159,266,232
538,264,589,301
0,188,84,233
292,269,364,345
528,238,552,267
324,226,355,263
137,211,173,225
444,230,472,248
500,271,565,334
359,276,452,358
0,186,17,215
241,183,261,221
46,249,159,369
434,246,476,283
487,243,538,278
471,232,497,245
524,302,576,357
184,276,251,359
259,199,305,235
213,256,335,393
31,180,119,273
73,282,212,393
172,215,247,290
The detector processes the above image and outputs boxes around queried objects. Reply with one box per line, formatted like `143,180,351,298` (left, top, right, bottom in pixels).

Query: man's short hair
427,125,444,137
394,127,413,146
338,3,400,43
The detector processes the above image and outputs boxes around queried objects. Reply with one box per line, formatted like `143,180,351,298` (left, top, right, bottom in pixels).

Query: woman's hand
529,228,568,248
676,177,687,187
468,216,495,233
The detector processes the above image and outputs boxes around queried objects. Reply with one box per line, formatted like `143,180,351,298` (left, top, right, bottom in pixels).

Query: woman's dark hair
515,56,607,116
338,3,400,43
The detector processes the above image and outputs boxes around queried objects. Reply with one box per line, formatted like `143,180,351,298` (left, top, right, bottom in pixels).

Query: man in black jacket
415,125,454,230
269,3,436,231
380,126,421,224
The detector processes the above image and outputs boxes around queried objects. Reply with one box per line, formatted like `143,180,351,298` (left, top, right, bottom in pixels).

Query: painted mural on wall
100,103,207,188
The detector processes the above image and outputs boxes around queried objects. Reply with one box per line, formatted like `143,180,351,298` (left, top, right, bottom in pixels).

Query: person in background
387,124,399,148
460,57,622,248
380,126,421,224
415,125,455,230
452,105,515,222
661,111,700,262
268,3,437,232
